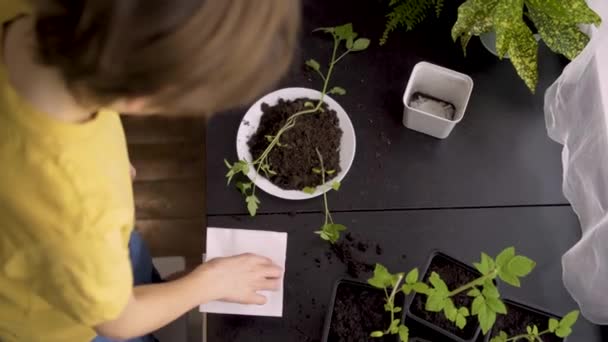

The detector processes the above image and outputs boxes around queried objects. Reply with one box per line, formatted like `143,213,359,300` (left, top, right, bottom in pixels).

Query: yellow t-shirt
0,2,134,341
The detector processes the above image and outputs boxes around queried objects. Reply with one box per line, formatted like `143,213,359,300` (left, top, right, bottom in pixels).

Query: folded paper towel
199,227,287,317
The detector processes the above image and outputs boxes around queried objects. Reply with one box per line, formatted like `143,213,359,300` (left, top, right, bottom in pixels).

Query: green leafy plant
490,310,579,342
224,24,369,242
368,247,541,340
368,265,410,341
380,0,445,45
452,0,601,92
310,148,345,243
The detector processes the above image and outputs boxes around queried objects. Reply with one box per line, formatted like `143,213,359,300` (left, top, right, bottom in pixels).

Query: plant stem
384,274,404,334
448,270,498,297
505,330,551,342
333,49,352,65
315,148,330,226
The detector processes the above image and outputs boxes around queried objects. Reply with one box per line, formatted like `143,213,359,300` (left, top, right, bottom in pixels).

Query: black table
206,0,567,216
207,208,603,341
204,0,600,340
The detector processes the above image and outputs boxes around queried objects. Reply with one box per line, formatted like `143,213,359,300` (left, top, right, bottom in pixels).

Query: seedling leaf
429,272,449,293
486,297,507,314
302,187,316,194
305,59,321,71
559,310,579,330
398,325,409,342
405,268,419,284
426,292,447,312
548,318,559,332
412,282,430,294
332,181,341,191
393,306,402,313
507,255,536,277
326,169,336,175
555,326,572,338
468,288,482,297
334,23,354,41
312,168,322,174
329,86,347,95
368,264,394,288
352,38,371,51
236,181,252,195
246,195,260,216
472,296,485,315
456,314,467,329
490,331,508,342
498,267,521,287
370,331,384,338
478,306,497,334
496,247,515,268
482,283,500,299
304,101,315,108
389,319,400,334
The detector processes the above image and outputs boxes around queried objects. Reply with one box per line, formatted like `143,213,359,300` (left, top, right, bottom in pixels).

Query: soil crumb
330,233,374,279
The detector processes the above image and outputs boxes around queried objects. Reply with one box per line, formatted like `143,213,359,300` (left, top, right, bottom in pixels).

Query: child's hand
195,253,283,305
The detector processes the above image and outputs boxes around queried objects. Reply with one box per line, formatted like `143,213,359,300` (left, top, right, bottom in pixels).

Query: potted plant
322,247,580,342
224,23,370,243
321,279,406,341
487,300,579,342
451,0,602,92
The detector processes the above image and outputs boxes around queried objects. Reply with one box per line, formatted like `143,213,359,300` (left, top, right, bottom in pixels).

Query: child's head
33,0,300,115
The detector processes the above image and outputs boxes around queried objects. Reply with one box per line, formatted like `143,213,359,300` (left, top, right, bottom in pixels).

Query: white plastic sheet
544,0,608,324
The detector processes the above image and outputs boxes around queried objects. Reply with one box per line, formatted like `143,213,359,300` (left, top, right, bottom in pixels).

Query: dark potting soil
330,233,374,279
328,281,403,342
490,302,563,342
248,98,342,190
410,254,480,340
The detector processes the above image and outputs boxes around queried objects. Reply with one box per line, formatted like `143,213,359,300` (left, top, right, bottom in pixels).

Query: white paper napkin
199,227,287,317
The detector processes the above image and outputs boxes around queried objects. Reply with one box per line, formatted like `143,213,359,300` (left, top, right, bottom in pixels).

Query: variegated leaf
508,22,538,92
452,0,499,43
529,7,589,60
493,0,524,58
527,0,601,25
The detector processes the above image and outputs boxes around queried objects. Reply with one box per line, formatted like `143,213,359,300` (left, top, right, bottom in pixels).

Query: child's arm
94,253,282,340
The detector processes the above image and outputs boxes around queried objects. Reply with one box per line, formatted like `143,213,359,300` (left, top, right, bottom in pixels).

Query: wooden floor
122,116,206,268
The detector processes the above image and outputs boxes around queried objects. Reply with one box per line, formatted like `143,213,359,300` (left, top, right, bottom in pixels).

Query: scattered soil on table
328,281,403,342
248,98,342,190
410,254,480,340
330,233,374,278
490,302,563,342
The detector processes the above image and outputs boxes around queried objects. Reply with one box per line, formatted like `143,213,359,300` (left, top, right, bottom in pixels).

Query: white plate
236,87,356,200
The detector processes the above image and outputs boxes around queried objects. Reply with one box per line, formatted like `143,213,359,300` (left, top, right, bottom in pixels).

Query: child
0,0,300,341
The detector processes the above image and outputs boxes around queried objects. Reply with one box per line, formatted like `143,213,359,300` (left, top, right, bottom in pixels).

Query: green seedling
490,310,579,342
368,265,415,341
369,247,541,339
224,23,369,220
311,148,346,244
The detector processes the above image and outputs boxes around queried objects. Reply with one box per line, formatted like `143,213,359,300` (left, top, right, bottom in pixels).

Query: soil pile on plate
248,98,342,190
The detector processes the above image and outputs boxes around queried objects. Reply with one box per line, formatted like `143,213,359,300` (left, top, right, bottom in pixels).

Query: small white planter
402,62,474,139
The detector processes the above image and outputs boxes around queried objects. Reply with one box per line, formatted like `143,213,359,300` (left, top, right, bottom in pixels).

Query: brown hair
32,0,301,115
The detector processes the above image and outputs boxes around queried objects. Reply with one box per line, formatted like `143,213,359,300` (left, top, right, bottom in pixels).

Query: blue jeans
92,231,162,342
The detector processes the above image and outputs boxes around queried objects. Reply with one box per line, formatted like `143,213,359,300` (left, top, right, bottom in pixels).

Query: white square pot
403,62,474,139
